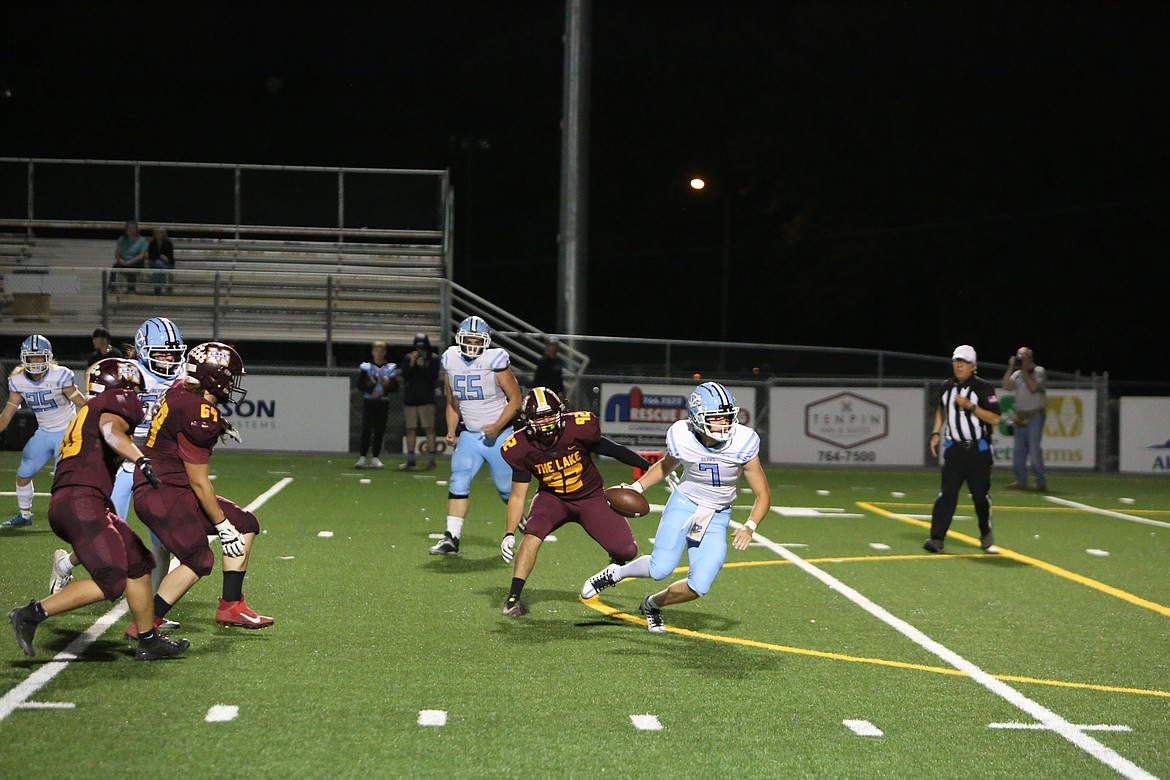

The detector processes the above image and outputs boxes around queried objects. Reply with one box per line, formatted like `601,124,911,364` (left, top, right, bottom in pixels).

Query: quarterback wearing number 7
581,382,771,634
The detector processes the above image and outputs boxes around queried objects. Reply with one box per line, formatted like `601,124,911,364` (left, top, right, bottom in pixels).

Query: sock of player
447,516,464,539
154,594,175,618
507,577,526,602
644,594,661,609
222,570,246,602
617,554,652,580
16,481,34,516
55,553,75,578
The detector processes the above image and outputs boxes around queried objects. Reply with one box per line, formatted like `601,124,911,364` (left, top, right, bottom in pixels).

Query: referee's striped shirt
937,376,1000,442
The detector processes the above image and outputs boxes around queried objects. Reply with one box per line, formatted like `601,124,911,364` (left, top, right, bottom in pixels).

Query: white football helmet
456,316,491,360
688,382,739,445
20,335,53,376
134,317,186,379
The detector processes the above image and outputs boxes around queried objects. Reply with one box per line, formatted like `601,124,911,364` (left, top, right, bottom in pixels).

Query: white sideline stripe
0,600,129,723
18,702,75,709
843,719,884,737
734,522,1158,780
0,491,50,497
989,722,1132,732
205,704,239,722
418,709,447,727
770,506,864,518
0,478,293,725
1045,496,1170,529
630,714,663,731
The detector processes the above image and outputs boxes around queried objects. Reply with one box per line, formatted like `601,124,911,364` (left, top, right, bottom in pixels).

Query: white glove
500,533,516,563
215,518,246,557
666,471,680,491
220,420,243,444
359,361,374,373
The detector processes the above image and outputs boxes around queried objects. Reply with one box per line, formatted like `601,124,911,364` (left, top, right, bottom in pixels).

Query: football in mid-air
605,486,650,518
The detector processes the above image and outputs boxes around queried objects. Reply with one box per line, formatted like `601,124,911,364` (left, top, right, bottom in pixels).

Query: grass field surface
1,453,1167,779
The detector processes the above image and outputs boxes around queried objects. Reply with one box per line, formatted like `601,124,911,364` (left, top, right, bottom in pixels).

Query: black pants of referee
930,441,994,541
359,398,391,458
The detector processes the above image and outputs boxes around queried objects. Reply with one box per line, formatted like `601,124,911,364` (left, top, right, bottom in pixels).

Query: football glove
215,518,246,557
135,456,161,488
666,471,680,491
220,420,243,444
500,533,516,563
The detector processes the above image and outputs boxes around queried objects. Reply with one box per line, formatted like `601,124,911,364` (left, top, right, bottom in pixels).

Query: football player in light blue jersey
428,316,522,555
112,318,187,588
580,382,771,633
0,336,86,527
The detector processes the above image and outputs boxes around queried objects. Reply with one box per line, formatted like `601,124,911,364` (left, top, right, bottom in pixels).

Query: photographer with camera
1002,346,1048,492
398,333,441,471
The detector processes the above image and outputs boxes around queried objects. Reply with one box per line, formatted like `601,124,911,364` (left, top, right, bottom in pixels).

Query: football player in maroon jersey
7,358,189,661
498,387,651,617
130,341,274,633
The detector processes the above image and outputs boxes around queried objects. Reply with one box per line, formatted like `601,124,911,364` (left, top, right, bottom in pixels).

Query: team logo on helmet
455,316,491,360
134,317,186,379
20,335,53,376
186,341,246,403
688,382,739,447
523,387,566,445
86,358,145,397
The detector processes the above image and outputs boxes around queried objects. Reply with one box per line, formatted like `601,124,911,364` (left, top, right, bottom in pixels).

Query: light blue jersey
8,365,78,479
648,420,760,595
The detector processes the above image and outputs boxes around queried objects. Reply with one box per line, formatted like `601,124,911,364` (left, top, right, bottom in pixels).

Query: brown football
605,486,651,518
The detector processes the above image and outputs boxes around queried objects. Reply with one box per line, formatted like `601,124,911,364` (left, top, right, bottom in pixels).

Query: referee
925,345,1002,553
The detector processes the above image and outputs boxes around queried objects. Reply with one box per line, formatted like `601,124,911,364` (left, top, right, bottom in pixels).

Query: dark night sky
3,2,1169,384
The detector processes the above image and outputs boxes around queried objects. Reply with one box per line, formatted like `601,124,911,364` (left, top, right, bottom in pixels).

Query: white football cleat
580,563,622,599
49,549,73,595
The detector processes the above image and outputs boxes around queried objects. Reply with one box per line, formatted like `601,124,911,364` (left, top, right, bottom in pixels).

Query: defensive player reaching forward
0,335,86,528
581,382,770,633
429,316,522,555
129,342,273,636
498,387,651,616
7,358,189,661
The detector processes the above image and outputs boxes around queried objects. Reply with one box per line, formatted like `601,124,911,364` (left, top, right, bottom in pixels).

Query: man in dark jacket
399,333,442,470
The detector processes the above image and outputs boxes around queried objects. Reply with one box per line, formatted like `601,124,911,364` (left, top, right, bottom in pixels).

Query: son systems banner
768,387,924,466
600,383,757,446
222,375,350,452
1118,397,1170,475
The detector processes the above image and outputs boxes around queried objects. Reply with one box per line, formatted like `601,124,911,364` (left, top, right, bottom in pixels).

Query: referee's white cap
951,345,977,363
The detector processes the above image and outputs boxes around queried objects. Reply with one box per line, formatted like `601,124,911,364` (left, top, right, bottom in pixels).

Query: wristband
629,481,645,494
744,520,758,531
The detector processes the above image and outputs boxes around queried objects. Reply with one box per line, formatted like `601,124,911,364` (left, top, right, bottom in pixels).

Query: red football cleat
215,596,273,629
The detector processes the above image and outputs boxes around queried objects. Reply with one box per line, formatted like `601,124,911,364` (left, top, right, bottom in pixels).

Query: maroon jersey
52,388,144,496
136,383,222,488
500,411,605,501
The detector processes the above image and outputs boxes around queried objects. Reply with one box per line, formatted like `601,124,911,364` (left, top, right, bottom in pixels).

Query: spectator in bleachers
86,327,124,366
110,220,148,294
148,227,175,296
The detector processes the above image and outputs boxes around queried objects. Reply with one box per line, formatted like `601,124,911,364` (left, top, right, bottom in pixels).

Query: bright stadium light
689,177,706,191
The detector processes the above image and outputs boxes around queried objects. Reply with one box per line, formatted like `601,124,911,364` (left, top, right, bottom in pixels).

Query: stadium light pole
689,177,731,353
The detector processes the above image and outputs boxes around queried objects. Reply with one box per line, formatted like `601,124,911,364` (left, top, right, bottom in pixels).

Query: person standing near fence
1002,346,1048,492
399,333,441,471
355,340,397,469
925,345,1002,553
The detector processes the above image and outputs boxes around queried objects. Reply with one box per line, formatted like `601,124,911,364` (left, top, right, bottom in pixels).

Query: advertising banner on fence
768,387,924,466
1118,397,1170,475
222,375,350,452
992,389,1097,470
600,383,757,447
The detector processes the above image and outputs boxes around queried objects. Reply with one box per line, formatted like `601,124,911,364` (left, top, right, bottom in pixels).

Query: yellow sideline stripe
579,596,1170,699
858,501,1170,618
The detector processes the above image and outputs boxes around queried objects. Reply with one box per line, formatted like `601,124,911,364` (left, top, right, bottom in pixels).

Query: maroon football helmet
86,358,145,397
522,387,565,445
185,342,246,403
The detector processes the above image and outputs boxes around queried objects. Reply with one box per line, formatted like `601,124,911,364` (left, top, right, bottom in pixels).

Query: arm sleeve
512,469,532,484
590,436,651,470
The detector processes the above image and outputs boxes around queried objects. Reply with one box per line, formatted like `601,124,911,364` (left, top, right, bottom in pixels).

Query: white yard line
1044,496,1170,530
738,519,1158,780
0,477,293,724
